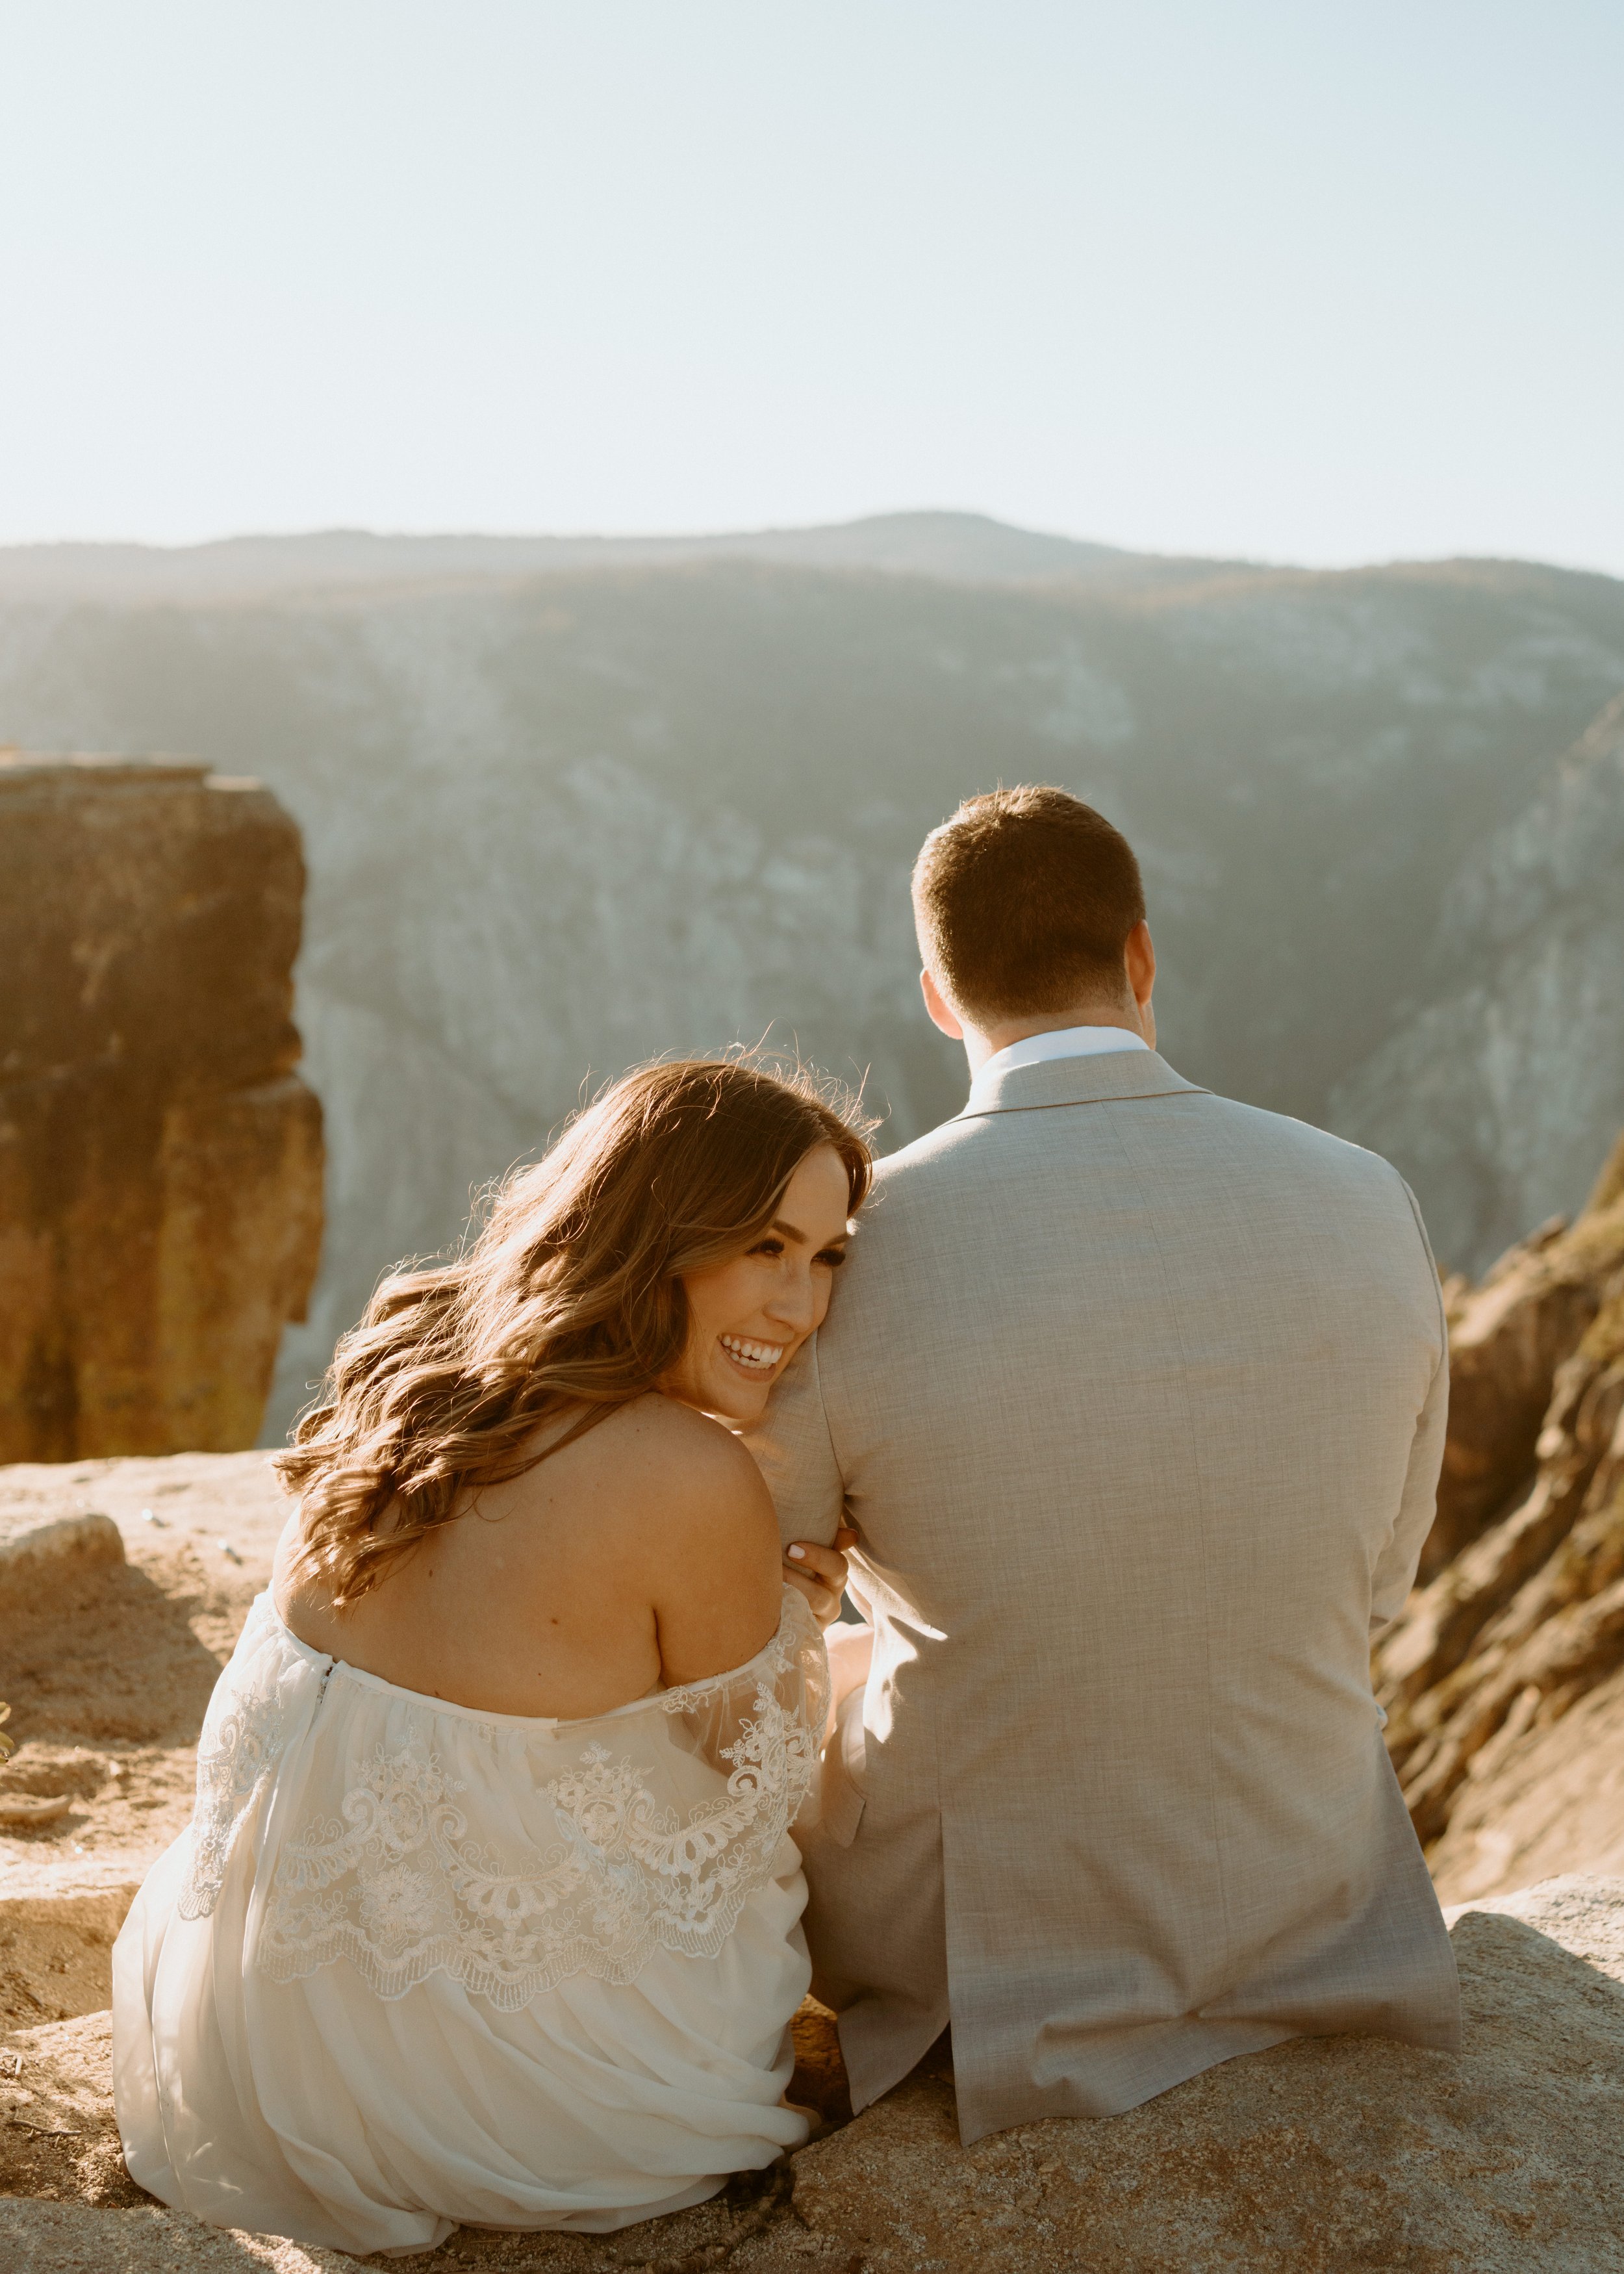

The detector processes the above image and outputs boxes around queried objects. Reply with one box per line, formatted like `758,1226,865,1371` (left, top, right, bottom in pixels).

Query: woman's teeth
720,1335,785,1373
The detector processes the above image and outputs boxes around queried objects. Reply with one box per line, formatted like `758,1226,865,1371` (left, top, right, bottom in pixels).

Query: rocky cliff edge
0,754,324,1461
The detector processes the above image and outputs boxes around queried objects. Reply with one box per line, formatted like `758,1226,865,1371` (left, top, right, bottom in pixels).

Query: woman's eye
750,1238,785,1258
816,1247,848,1269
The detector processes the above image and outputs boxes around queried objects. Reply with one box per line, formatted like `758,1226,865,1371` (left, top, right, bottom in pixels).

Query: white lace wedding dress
112,1585,829,2257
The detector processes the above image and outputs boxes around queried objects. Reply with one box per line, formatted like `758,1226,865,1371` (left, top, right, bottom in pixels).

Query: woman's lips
718,1333,786,1377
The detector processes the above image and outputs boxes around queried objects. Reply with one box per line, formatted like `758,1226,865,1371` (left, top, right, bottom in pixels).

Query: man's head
911,786,1155,1060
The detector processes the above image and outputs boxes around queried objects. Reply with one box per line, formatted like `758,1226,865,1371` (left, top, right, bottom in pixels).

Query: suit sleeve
1370,1179,1451,1635
742,1331,847,1552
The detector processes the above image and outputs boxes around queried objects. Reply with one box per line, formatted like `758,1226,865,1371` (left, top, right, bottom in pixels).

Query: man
750,785,1460,2143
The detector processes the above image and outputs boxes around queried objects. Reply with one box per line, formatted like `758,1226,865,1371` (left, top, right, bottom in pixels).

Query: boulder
0,1511,125,1601
0,754,324,1461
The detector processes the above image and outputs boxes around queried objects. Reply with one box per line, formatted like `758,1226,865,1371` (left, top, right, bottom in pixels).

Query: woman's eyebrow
769,1218,850,1246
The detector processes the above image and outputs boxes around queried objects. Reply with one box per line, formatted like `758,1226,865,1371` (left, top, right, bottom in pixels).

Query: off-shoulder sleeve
255,1588,830,2008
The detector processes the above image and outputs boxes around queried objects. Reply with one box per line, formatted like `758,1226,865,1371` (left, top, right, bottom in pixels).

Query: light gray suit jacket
748,1049,1460,2142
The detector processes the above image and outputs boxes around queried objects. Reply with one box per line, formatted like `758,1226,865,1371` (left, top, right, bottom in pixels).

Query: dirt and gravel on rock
0,1455,288,1926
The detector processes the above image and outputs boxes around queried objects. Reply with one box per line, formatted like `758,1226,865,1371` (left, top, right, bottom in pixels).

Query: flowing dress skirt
112,1592,824,2257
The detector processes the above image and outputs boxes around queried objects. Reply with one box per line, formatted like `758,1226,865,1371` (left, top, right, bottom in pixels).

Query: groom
750,785,1461,2142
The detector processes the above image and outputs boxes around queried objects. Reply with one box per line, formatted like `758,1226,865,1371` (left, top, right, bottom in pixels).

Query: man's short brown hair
911,786,1145,1020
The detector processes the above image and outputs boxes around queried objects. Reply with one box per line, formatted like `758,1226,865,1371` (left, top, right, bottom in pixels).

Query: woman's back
272,1393,785,1720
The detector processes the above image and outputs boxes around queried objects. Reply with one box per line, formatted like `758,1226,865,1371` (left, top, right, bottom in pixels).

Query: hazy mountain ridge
0,518,1619,1432
0,510,1236,604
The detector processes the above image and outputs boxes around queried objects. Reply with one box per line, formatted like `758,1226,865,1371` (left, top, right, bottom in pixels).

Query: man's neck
961,1008,1145,1077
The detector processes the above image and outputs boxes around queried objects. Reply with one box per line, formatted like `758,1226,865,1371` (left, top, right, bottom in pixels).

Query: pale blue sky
2,1,1619,569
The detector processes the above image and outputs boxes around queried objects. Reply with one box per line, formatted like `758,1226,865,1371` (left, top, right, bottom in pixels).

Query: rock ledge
2,1876,1620,2273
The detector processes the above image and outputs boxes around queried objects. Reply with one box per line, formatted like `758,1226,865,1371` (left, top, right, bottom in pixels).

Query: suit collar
952,1048,1207,1120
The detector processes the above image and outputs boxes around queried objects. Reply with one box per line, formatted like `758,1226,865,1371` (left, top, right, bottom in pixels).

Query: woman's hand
783,1526,858,1628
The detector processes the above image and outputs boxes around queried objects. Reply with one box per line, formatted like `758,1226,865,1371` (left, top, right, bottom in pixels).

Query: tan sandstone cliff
0,754,324,1461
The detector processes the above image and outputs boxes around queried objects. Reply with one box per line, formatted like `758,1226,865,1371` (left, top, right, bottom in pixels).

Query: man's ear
1125,921,1156,1012
919,967,965,1040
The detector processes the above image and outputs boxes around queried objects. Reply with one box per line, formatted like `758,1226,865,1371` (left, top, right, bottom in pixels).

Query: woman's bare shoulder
592,1395,776,1535
488,1395,772,1542
602,1390,759,1463
602,1401,781,1680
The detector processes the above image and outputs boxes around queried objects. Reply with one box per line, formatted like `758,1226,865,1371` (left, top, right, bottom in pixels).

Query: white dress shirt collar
965,1022,1149,1112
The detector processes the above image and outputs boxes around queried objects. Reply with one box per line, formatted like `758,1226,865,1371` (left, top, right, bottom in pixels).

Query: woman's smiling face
664,1143,854,1422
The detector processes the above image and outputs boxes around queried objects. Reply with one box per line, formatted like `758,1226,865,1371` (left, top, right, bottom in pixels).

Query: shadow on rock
0,1557,228,1752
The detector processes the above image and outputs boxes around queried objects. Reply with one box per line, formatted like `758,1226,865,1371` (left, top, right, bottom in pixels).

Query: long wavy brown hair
277,1056,874,1605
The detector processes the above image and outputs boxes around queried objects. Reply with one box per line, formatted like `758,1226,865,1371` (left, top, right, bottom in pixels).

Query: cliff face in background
0,515,1619,1431
1379,1131,1624,1897
1332,693,1624,1275
0,756,323,1460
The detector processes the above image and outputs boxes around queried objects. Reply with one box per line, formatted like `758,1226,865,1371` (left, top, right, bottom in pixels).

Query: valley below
1,511,1621,1435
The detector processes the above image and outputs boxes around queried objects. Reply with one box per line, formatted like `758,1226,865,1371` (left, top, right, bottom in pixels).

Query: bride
112,1058,869,2256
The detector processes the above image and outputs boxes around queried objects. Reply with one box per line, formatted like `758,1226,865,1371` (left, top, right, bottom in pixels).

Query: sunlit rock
0,756,323,1461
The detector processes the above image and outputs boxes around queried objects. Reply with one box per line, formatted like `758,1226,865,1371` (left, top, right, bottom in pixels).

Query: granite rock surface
3,1882,1621,2272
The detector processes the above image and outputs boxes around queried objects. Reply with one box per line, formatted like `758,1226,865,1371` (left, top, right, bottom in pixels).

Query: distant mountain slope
1332,694,1624,1268
0,522,1619,1435
0,510,1238,602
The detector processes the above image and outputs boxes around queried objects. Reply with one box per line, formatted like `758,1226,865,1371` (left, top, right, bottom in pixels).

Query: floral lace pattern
177,1596,296,1921
256,1589,829,2008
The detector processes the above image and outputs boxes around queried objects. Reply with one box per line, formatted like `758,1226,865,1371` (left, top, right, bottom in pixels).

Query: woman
113,1058,870,2256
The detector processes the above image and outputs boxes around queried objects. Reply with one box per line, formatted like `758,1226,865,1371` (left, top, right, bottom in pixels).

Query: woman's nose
766,1268,818,1335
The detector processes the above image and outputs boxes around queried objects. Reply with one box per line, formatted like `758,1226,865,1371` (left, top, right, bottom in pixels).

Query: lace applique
257,1589,829,2007
178,1597,296,1921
